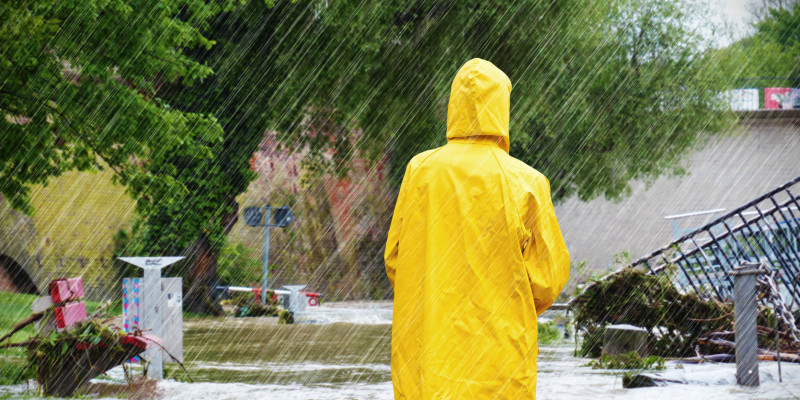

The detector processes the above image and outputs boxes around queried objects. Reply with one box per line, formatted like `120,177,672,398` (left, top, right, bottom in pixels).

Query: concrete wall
555,110,800,271
0,167,136,298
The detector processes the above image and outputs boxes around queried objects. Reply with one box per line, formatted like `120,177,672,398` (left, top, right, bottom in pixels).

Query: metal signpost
119,256,185,380
243,205,294,305
730,262,762,387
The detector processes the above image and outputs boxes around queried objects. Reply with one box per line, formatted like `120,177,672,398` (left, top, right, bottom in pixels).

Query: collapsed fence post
730,262,763,387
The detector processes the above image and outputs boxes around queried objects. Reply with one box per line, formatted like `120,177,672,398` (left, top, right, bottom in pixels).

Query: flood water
2,302,799,399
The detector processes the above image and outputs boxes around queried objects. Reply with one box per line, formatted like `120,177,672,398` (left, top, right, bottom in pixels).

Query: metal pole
143,268,163,380
775,316,782,383
261,205,271,305
732,262,761,387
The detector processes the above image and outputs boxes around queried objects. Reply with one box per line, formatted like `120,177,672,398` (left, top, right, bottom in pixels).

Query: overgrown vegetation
587,351,666,370
572,268,730,357
1,0,755,311
537,322,563,346
217,243,263,287
278,309,294,325
0,299,150,397
25,320,134,395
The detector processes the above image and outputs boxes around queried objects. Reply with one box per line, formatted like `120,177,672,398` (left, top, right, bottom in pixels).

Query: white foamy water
536,347,800,400
293,301,393,324
191,361,390,373
6,347,798,400
154,351,800,399
157,380,394,400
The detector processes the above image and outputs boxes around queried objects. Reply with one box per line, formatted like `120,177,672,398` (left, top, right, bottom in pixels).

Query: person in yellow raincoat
384,58,570,399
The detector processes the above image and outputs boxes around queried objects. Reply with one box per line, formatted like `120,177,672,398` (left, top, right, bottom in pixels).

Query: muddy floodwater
177,318,392,385
2,302,799,399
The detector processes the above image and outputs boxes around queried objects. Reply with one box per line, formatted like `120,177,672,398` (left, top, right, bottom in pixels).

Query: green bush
587,351,665,370
537,321,562,345
278,310,294,324
218,243,263,287
0,361,34,385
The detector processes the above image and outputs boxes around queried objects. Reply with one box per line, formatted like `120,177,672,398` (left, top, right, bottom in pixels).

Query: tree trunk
184,196,239,315
184,235,223,315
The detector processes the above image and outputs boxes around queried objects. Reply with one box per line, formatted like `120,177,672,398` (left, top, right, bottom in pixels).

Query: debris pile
571,268,800,360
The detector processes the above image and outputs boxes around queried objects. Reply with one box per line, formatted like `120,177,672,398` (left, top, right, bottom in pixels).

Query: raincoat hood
446,58,512,153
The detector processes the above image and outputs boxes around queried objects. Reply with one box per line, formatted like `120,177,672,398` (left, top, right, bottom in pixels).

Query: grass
0,361,33,385
0,292,40,344
0,292,123,340
587,351,666,370
0,292,40,384
0,291,123,362
537,321,563,345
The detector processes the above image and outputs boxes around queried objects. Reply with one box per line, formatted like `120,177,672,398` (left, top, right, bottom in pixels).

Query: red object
765,88,792,109
120,333,161,350
50,277,84,303
302,292,320,307
54,302,87,329
251,288,278,303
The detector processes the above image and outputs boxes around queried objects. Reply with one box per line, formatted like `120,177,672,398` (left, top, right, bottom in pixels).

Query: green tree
5,0,739,310
753,0,800,80
116,0,404,312
708,0,799,99
0,0,236,213
123,0,739,309
1,1,242,312
354,0,737,201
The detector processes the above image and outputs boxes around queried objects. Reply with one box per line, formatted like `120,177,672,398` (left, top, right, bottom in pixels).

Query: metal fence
631,175,800,310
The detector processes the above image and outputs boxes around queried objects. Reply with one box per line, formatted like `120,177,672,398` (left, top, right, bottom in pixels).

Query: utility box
603,324,649,357
123,277,183,363
282,285,307,313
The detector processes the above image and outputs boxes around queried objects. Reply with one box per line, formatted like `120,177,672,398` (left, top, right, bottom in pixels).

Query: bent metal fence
631,175,800,310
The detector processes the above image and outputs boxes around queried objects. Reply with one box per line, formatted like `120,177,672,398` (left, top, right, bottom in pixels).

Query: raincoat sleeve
522,177,570,314
385,165,411,287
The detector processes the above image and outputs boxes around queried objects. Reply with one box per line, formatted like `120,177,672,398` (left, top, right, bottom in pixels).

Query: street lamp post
261,206,271,305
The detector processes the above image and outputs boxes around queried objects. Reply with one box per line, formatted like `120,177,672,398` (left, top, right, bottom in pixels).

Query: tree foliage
711,0,800,89
134,0,739,263
351,0,737,201
4,0,742,310
753,0,800,81
0,0,235,214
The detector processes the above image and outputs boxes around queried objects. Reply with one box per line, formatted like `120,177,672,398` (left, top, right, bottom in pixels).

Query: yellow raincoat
385,58,570,399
